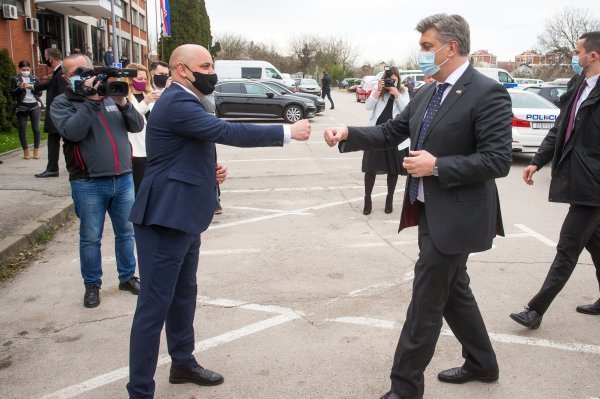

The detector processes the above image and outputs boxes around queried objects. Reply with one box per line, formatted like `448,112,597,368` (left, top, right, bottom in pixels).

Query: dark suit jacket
531,74,600,206
34,65,68,134
129,83,285,235
341,64,513,255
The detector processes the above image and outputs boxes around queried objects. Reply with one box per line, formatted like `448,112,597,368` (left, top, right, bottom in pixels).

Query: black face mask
184,64,217,95
44,58,52,67
153,74,169,89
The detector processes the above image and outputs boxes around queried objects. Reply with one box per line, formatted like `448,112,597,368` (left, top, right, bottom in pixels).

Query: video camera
72,66,137,97
383,66,396,88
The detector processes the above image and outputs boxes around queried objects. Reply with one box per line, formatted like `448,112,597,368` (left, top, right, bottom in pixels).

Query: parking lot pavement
1,90,600,399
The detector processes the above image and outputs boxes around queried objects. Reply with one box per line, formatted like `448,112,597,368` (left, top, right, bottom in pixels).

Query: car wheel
283,105,303,123
356,94,360,102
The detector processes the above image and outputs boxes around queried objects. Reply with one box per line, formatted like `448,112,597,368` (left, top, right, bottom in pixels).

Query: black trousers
45,132,61,173
528,205,600,314
16,104,41,149
390,206,497,398
321,89,334,107
132,156,147,196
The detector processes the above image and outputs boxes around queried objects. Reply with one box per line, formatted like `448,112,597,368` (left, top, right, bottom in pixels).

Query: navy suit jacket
129,83,285,234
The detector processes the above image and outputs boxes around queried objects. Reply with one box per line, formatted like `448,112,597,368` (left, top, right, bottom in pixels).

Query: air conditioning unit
2,4,18,20
96,19,107,29
25,17,39,32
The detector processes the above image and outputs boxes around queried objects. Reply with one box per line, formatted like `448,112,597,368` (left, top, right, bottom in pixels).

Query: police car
509,89,560,153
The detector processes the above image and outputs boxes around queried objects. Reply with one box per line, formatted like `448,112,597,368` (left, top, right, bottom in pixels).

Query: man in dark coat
34,48,68,178
510,31,600,329
324,13,512,399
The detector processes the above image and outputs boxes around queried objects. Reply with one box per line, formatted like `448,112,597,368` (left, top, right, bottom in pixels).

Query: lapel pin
455,89,462,95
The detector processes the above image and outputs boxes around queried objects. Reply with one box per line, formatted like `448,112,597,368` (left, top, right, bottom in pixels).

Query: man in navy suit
324,14,512,399
126,44,311,399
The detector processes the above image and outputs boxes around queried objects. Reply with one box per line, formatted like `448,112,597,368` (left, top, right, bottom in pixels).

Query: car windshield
300,79,318,85
510,92,557,109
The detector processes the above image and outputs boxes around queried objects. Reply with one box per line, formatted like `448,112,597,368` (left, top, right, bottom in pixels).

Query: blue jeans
70,173,136,287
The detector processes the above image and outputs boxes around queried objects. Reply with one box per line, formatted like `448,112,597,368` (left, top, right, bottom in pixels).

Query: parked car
523,84,568,107
356,80,379,102
280,73,298,90
214,80,316,123
297,78,321,96
258,79,326,113
348,83,361,92
215,60,285,83
339,78,360,88
509,89,560,153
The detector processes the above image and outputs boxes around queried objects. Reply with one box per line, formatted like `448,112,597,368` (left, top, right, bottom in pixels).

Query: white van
214,60,285,82
475,67,518,88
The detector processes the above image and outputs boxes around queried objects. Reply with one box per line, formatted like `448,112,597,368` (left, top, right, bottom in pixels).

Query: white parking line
514,224,557,247
327,317,600,355
220,157,361,162
38,298,301,399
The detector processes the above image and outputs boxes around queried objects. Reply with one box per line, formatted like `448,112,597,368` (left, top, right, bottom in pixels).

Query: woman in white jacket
125,63,160,194
362,66,410,215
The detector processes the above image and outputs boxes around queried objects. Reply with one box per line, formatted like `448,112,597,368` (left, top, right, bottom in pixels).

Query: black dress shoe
438,367,499,384
576,298,600,315
119,276,140,295
84,286,100,308
169,365,224,386
363,196,372,215
510,308,543,329
35,170,59,178
379,391,422,399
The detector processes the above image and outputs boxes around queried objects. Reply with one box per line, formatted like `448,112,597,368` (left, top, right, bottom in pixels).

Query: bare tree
537,6,600,64
314,37,357,69
214,33,248,59
288,35,319,76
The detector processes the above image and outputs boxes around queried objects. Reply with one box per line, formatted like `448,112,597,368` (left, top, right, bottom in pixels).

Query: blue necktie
408,82,450,204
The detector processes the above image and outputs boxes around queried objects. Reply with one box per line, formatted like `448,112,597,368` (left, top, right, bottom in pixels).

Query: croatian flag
160,0,171,37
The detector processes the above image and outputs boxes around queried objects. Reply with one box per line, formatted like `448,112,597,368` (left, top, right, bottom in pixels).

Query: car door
215,82,244,116
243,82,280,117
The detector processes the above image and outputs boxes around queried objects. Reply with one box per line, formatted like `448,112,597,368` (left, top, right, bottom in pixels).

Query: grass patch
0,217,74,285
0,122,48,153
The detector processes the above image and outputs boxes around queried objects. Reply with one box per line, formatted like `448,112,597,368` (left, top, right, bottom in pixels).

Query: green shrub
0,48,16,133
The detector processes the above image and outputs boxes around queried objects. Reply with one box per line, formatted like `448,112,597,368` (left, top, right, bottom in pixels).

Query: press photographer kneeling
50,54,145,308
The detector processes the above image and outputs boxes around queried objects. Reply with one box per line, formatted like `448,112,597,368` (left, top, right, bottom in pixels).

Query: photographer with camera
361,66,410,215
50,54,145,308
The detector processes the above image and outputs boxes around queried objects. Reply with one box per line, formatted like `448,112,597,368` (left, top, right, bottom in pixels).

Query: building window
68,18,86,55
131,9,138,27
133,42,140,64
120,37,130,65
121,1,129,22
139,14,145,31
2,0,25,15
91,26,106,65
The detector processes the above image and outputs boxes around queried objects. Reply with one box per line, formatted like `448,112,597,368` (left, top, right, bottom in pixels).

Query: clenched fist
323,126,349,147
290,119,311,141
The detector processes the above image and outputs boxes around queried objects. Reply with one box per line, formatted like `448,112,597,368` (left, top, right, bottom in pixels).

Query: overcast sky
147,0,598,64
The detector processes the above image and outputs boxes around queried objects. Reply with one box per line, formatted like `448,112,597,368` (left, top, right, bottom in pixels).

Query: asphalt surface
1,90,599,399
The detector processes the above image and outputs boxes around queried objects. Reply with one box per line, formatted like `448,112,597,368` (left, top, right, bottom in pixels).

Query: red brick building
1,0,148,75
469,50,497,67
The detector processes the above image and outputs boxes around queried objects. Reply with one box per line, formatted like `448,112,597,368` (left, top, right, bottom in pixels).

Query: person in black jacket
510,31,600,329
34,48,68,177
11,60,42,159
321,70,334,109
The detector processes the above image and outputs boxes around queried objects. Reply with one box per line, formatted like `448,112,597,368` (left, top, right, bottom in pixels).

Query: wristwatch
432,165,439,177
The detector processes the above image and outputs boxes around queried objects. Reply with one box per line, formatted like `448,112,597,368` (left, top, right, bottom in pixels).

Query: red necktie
564,81,587,144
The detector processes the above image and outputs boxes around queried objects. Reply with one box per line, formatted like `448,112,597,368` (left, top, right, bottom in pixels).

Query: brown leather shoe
23,149,30,159
576,298,600,315
33,148,40,159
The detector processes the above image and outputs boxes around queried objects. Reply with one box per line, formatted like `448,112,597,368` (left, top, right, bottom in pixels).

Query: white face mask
21,70,31,77
417,43,449,77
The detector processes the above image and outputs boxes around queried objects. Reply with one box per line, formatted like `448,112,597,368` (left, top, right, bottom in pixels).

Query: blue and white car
509,89,560,153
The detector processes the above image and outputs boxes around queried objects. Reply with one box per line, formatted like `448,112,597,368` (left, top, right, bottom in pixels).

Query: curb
0,198,74,263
